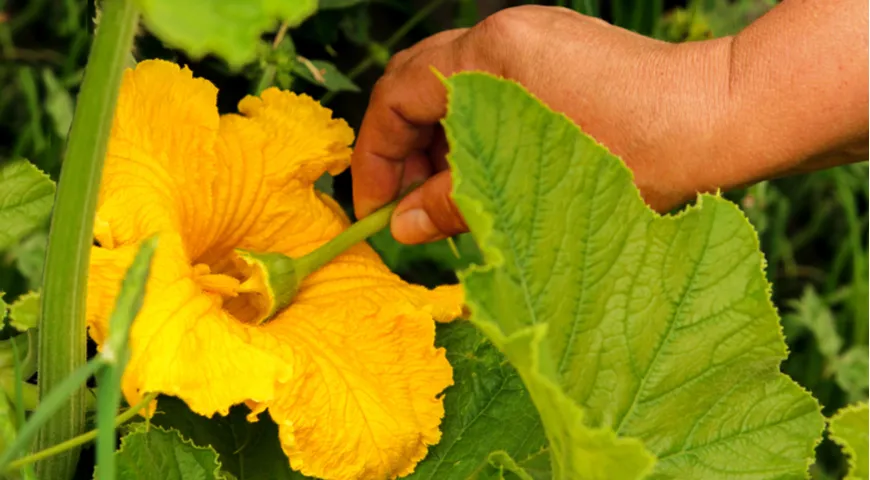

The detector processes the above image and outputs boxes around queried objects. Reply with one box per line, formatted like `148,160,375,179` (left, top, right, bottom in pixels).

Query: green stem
0,359,104,471
6,392,158,472
255,21,291,94
295,199,400,279
36,0,139,478
321,0,446,104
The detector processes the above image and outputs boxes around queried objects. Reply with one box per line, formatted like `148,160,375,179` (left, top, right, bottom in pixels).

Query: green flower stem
251,196,405,324
5,392,158,473
36,0,139,477
294,198,400,280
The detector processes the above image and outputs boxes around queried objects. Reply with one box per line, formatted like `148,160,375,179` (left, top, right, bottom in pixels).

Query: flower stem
294,199,400,280
36,0,139,477
5,392,158,473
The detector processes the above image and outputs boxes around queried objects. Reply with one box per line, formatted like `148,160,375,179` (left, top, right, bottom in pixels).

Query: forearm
722,0,868,182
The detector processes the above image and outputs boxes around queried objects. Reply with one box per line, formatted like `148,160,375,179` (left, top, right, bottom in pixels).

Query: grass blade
94,237,157,480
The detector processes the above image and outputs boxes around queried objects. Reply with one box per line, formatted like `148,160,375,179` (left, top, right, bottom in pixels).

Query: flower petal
263,302,451,480
253,251,463,480
87,235,292,416
96,60,220,259
237,88,354,183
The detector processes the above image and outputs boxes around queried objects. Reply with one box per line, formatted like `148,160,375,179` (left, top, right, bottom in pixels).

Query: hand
352,6,732,244
352,3,867,245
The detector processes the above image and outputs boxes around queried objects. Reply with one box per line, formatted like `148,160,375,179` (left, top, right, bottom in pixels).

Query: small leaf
292,59,360,92
134,0,318,67
0,160,55,252
7,292,40,332
828,403,869,480
111,424,225,480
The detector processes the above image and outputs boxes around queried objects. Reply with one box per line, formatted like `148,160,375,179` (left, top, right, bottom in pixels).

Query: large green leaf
443,72,824,479
150,396,307,480
409,322,546,479
111,424,225,479
134,0,317,67
0,160,55,252
828,403,869,480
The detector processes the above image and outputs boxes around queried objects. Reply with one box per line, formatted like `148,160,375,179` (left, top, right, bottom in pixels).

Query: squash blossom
86,59,464,480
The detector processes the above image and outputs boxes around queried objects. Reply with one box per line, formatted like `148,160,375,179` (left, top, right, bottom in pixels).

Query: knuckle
385,48,412,74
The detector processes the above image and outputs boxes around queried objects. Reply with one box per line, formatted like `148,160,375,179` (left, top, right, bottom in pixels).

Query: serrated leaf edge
115,423,227,480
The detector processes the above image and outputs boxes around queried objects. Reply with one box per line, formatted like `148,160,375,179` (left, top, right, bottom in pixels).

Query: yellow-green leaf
829,403,869,480
135,0,317,68
443,72,824,479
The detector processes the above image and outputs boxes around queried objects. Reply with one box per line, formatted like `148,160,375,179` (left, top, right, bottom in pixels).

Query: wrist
623,35,739,213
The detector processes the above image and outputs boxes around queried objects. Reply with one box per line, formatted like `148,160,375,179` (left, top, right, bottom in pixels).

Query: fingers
391,170,468,244
352,30,478,219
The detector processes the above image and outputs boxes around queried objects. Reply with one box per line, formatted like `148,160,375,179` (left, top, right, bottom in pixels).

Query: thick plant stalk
36,0,140,477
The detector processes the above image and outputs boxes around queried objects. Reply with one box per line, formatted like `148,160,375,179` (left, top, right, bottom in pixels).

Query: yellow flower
87,59,464,480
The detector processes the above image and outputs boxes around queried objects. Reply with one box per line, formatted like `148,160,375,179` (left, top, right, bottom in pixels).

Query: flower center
192,255,272,325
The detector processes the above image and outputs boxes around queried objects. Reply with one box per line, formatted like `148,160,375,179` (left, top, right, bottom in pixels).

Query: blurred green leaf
7,292,40,333
112,424,225,480
292,59,360,92
0,160,55,252
828,403,869,480
41,69,74,139
9,231,48,290
338,5,371,46
150,396,308,479
0,392,18,466
134,0,318,67
786,286,843,359
834,348,869,403
0,333,37,380
611,0,662,36
319,0,366,9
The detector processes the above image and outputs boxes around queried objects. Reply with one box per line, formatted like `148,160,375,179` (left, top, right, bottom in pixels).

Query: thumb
390,170,469,244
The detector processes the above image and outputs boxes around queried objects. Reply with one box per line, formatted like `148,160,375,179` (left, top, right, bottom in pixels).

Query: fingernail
392,209,442,244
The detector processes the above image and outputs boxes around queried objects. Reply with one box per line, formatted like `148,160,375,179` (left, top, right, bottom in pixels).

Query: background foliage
0,0,866,478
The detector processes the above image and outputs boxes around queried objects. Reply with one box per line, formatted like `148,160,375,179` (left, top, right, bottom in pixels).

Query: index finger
351,32,471,218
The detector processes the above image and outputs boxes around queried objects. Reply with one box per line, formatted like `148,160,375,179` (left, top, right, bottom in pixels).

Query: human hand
352,2,868,245
352,6,733,244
